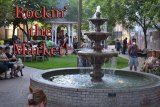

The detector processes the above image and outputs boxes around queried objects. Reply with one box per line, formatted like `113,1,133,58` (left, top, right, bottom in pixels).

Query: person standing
128,38,138,71
46,38,53,50
115,39,121,54
63,33,69,55
122,37,127,54
0,47,15,78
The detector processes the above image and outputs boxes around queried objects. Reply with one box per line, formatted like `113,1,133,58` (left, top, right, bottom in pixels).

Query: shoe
10,72,14,78
14,74,19,77
0,76,4,80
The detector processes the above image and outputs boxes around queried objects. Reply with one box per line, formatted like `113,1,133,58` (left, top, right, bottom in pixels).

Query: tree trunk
12,21,16,38
25,21,31,41
154,24,160,31
143,29,147,49
17,24,27,38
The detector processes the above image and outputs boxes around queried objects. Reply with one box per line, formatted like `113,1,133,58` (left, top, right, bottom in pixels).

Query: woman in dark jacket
115,39,121,54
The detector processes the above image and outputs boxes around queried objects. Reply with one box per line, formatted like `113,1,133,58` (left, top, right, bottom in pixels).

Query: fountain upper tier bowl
84,32,111,42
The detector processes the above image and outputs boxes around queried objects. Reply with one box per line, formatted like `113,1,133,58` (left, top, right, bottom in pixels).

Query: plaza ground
0,46,140,107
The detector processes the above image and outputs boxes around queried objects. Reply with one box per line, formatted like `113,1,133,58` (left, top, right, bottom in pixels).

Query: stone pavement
0,67,44,107
0,46,144,107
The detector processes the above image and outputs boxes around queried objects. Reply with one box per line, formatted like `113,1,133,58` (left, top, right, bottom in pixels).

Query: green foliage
112,0,160,48
3,38,12,44
147,0,160,31
24,55,128,70
24,55,77,70
0,0,57,40
0,0,13,26
81,0,121,31
107,38,116,45
0,40,4,45
65,0,78,21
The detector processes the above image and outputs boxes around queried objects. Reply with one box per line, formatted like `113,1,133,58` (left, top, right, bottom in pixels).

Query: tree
13,0,57,41
148,0,160,31
115,0,158,48
2,0,57,41
81,0,123,32
65,0,78,21
0,0,13,27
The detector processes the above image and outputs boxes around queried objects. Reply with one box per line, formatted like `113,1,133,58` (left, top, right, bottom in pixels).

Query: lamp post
78,0,82,48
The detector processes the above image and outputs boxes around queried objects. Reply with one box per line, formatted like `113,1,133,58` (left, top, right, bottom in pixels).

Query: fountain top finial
96,6,101,18
96,6,101,13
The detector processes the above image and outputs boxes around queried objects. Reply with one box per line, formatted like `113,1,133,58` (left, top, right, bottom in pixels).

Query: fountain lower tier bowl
30,68,160,107
84,32,111,42
77,49,118,60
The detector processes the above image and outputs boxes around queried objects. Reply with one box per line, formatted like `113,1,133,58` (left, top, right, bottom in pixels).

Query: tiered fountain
78,6,118,81
30,6,160,107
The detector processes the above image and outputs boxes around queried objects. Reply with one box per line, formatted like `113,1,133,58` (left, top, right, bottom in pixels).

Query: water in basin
47,70,155,89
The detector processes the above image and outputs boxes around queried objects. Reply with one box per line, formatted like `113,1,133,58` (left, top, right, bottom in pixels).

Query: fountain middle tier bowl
30,68,160,107
84,32,111,42
89,18,107,26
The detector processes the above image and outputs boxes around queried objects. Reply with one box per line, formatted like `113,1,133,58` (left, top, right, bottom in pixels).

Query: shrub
0,40,4,45
107,39,116,45
32,36,45,40
3,38,12,45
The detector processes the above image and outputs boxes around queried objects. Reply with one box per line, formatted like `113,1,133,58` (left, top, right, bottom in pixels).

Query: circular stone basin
30,68,160,107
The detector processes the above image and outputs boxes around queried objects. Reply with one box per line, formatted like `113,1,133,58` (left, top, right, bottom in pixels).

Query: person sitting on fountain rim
0,47,16,78
142,51,159,72
128,38,138,71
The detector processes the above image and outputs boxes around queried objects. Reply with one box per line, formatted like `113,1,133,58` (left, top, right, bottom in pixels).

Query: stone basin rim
30,68,160,92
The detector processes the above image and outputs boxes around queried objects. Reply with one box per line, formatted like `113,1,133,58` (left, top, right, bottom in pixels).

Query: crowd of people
0,46,24,79
115,37,160,72
115,37,130,55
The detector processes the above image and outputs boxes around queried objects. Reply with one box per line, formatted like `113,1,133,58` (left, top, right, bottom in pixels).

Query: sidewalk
0,67,44,107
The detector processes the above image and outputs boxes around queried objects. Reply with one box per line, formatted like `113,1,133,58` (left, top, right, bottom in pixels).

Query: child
28,86,47,107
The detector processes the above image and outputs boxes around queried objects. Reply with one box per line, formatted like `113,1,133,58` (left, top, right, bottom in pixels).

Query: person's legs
122,46,125,54
134,66,137,71
0,63,8,79
65,48,68,55
129,57,133,71
5,62,15,77
117,48,120,54
124,46,126,54
133,57,138,71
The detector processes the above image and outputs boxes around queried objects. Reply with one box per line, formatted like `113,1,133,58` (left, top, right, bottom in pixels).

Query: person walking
122,37,127,54
128,38,138,71
115,39,121,54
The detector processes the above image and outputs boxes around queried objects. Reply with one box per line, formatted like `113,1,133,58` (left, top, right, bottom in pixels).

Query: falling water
110,57,117,74
103,57,117,75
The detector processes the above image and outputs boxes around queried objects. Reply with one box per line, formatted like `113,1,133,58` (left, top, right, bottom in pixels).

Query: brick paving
0,67,44,107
